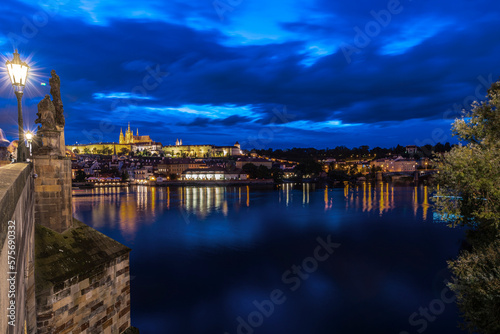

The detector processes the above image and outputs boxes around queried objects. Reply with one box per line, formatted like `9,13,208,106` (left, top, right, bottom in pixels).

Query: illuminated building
182,167,247,180
162,141,242,158
67,124,241,157
119,123,153,145
158,159,206,178
67,123,161,155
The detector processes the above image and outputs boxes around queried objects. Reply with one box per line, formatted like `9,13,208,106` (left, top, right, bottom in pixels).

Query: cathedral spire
128,122,131,132
137,128,139,136
119,128,125,144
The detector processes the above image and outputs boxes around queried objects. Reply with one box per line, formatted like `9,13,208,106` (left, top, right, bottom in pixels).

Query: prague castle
119,123,153,145
163,140,241,158
66,123,242,157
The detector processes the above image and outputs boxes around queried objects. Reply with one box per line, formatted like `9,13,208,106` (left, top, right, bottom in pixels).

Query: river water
72,183,465,334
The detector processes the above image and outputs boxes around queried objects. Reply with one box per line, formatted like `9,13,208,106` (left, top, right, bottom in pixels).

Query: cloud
92,92,154,100
0,0,499,148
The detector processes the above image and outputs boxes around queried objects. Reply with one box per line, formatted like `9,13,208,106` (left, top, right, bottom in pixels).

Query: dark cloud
178,115,252,127
0,0,499,148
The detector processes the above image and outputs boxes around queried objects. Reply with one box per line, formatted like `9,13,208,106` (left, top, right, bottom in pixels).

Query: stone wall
35,220,132,334
0,163,37,334
33,155,73,233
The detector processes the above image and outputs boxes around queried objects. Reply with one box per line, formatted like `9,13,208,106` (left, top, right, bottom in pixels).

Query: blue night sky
0,0,499,149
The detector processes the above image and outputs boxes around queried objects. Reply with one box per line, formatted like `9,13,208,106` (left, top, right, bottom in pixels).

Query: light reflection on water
73,182,435,242
72,183,463,334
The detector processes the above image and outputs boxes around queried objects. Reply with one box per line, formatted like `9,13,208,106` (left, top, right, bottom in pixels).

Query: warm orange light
6,50,29,88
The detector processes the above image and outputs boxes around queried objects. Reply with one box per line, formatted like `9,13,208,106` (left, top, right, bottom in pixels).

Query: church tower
119,128,124,144
125,122,133,144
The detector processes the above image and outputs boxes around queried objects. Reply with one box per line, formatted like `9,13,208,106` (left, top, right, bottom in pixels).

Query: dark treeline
253,142,453,162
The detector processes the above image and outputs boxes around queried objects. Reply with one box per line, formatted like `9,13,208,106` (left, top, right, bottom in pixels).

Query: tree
74,170,86,182
447,240,500,334
295,159,323,177
242,163,258,179
120,147,129,155
256,165,271,179
270,166,284,183
73,148,80,154
434,80,500,334
83,147,90,154
434,81,500,237
121,171,129,182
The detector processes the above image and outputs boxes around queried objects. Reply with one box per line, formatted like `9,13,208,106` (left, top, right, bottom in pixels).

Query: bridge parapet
0,163,37,333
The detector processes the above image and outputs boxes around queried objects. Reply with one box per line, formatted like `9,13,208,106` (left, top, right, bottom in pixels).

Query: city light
5,50,30,162
6,50,29,88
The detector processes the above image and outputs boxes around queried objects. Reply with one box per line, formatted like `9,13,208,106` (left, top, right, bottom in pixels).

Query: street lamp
6,49,30,162
25,131,33,159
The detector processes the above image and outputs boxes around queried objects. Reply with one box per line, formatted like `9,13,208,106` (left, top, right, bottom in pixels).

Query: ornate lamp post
25,130,33,159
6,49,30,162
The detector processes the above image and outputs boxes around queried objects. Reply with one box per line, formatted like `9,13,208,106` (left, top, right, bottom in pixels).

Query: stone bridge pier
0,164,36,334
1,68,136,334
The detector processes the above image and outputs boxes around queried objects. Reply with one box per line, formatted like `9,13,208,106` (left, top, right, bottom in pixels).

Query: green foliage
242,163,271,179
74,170,86,182
295,159,323,176
448,240,500,334
434,144,500,231
270,166,284,183
434,81,500,235
256,165,271,179
435,80,500,334
242,163,257,178
252,143,451,162
101,146,113,155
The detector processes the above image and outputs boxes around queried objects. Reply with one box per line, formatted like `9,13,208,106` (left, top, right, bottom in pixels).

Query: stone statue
50,70,65,127
35,95,57,131
33,95,60,155
33,70,67,156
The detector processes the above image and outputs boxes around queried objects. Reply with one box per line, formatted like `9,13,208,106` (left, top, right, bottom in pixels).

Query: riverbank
73,173,436,189
154,179,274,186
73,179,274,188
